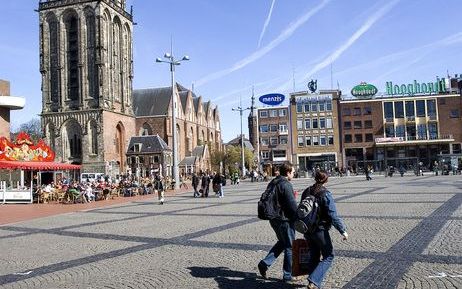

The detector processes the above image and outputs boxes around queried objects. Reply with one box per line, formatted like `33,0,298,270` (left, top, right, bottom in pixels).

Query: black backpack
294,187,324,234
257,179,282,220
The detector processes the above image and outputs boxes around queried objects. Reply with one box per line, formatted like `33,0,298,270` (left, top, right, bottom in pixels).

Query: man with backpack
299,170,348,289
257,162,298,283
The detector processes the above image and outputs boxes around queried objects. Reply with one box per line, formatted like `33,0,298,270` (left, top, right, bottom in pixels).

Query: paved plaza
0,175,461,289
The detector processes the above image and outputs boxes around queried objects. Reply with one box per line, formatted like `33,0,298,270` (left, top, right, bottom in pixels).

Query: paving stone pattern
0,175,461,288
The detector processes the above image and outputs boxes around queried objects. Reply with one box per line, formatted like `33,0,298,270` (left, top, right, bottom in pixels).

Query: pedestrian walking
301,170,348,289
365,165,372,181
192,173,200,197
154,173,164,205
201,172,210,197
257,162,298,283
212,172,223,198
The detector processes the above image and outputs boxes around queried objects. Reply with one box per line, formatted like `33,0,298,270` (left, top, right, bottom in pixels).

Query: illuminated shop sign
386,77,447,96
351,82,378,98
259,93,285,106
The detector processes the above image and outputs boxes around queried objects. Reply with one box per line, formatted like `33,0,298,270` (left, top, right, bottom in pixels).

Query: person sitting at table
85,184,95,202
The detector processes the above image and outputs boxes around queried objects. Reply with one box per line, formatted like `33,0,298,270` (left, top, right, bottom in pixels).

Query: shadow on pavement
188,266,303,289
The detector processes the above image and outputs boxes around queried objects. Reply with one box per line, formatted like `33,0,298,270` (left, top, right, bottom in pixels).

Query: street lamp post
156,52,189,190
232,103,250,178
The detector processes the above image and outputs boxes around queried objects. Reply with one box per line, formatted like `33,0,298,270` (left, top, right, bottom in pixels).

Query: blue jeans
306,229,334,288
261,219,295,280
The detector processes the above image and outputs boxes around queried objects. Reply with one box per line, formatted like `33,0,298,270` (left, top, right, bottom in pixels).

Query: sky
1,0,462,142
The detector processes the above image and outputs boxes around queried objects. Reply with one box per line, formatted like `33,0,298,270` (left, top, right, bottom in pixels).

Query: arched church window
47,14,60,108
141,123,152,135
65,13,80,102
85,9,98,101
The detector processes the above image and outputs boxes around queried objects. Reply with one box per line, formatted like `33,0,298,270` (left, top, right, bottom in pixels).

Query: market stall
0,132,80,204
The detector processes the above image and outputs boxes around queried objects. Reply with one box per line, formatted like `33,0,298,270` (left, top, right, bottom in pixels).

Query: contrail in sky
302,0,401,81
195,0,331,87
257,0,276,48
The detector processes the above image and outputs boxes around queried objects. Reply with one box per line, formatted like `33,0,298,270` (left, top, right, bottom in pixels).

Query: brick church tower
38,0,135,174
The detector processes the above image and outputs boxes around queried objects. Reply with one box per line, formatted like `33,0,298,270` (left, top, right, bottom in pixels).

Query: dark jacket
201,175,209,188
272,176,298,222
301,185,346,234
192,174,199,187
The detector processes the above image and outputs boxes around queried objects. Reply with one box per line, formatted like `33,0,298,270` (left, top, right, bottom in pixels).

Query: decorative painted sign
259,93,285,106
386,77,447,96
0,132,55,162
351,82,377,98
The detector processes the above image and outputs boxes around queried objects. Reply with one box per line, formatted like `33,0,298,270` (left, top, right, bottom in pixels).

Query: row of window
342,106,372,116
260,135,288,146
385,123,438,140
383,100,436,119
296,100,333,113
259,123,288,133
261,150,286,159
296,117,333,130
344,133,374,143
259,109,287,118
297,135,334,146
344,120,373,129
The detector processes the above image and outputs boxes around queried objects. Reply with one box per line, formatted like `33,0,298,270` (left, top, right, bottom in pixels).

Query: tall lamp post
156,52,189,190
232,102,250,178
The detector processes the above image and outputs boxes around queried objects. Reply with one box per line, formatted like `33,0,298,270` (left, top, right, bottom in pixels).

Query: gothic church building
38,0,222,175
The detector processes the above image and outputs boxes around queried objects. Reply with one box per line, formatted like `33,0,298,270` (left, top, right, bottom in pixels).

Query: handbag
292,238,311,276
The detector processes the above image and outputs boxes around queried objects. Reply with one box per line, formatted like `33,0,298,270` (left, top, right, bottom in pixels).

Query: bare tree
11,118,42,142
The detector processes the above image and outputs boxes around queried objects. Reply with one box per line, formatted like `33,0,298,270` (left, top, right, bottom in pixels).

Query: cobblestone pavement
0,175,461,288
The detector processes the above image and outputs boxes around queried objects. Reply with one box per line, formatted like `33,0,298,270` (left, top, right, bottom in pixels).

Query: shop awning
0,161,81,170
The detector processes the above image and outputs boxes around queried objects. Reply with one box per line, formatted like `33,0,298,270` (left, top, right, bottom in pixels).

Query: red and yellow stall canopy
0,132,80,170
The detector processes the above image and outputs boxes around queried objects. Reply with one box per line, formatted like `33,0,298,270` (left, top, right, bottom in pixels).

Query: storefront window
394,101,404,118
416,100,425,117
384,102,393,119
405,101,415,118
428,123,438,139
395,125,405,138
427,99,436,118
417,124,427,140
406,124,416,140
385,124,395,137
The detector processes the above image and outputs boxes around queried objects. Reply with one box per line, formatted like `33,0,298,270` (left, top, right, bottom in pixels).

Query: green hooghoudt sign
386,77,447,96
351,82,378,98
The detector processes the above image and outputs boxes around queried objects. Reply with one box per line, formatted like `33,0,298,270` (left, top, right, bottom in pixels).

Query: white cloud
195,0,331,87
302,0,401,81
257,0,276,48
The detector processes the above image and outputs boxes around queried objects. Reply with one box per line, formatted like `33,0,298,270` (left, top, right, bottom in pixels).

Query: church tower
39,0,135,174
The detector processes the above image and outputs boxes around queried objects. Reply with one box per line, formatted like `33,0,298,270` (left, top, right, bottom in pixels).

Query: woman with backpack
301,170,348,289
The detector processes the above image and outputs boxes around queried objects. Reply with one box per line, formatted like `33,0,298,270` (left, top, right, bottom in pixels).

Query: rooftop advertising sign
259,93,285,106
351,82,377,98
386,77,447,96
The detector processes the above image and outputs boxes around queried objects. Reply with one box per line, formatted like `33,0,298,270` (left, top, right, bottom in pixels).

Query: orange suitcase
292,238,311,276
